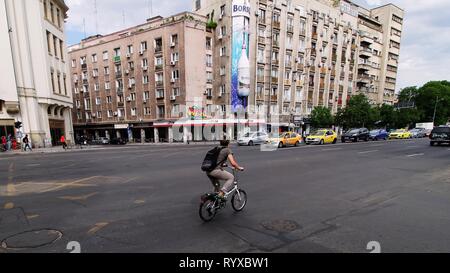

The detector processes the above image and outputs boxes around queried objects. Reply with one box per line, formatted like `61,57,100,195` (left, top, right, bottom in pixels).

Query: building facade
0,0,73,147
68,13,216,142
194,0,403,129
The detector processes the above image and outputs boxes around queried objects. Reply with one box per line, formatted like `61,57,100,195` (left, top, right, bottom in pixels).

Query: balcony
257,76,265,82
319,82,325,90
156,81,164,87
118,101,124,107
155,64,163,71
358,62,371,71
258,17,266,25
285,61,292,68
284,79,291,86
361,35,373,44
299,29,306,36
287,25,294,33
297,63,304,71
258,36,265,44
155,46,162,53
271,77,278,84
320,67,326,74
359,47,372,58
115,72,122,78
310,66,315,73
312,33,318,40
114,56,121,63
357,74,371,84
272,59,279,65
272,21,280,29
81,63,87,70
272,40,280,48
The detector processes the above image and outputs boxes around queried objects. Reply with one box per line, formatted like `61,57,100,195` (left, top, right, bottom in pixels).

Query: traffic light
14,121,22,129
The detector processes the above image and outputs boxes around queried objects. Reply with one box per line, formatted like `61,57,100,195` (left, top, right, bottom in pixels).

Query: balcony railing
271,77,278,84
258,36,265,44
114,56,121,63
287,25,294,33
272,21,280,29
156,81,164,87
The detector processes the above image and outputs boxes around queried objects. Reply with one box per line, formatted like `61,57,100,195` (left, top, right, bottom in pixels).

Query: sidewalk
0,145,106,156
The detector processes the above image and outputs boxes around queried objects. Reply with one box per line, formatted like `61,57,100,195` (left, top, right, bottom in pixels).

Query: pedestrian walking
60,135,67,150
6,134,12,151
23,135,32,152
1,136,6,152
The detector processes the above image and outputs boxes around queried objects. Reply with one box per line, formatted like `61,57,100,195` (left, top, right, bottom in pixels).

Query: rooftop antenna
94,0,98,34
147,0,153,18
122,10,126,28
83,17,86,38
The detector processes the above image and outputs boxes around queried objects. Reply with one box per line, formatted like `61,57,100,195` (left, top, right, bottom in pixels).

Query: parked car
305,129,337,145
110,138,127,145
341,128,370,142
237,132,268,146
430,126,450,146
268,132,302,148
409,128,427,138
91,137,110,145
389,129,412,139
369,129,388,141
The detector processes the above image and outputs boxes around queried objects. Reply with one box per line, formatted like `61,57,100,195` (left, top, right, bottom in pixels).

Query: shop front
49,119,65,146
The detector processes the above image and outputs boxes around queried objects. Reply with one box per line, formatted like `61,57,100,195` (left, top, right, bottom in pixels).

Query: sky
65,0,450,92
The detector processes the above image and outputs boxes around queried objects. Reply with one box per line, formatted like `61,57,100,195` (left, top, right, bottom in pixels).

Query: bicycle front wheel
231,189,247,212
199,200,217,222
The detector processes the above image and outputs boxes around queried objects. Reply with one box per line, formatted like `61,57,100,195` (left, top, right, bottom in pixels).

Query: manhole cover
261,220,300,233
0,229,62,250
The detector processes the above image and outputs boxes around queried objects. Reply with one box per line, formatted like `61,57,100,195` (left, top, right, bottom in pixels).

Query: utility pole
432,95,439,125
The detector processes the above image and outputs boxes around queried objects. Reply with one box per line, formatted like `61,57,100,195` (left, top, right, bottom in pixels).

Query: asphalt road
0,138,449,253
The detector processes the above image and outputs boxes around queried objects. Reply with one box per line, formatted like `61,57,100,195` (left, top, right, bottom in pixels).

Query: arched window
60,108,65,116
47,106,52,115
54,107,58,116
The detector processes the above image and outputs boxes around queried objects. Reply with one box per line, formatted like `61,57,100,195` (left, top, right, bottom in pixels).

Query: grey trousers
207,169,235,193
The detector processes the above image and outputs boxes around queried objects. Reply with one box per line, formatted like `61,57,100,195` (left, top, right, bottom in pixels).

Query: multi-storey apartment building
68,13,214,142
0,0,73,147
194,0,403,130
356,4,404,105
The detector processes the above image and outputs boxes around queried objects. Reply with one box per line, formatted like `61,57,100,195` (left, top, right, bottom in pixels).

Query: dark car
110,138,127,145
369,129,388,141
341,128,370,143
430,126,450,146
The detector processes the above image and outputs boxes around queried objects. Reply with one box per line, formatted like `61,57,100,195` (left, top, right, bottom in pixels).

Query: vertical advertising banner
231,0,251,113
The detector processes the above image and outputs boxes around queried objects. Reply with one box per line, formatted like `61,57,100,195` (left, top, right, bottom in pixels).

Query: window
76,100,81,108
63,75,67,95
157,105,165,118
171,52,179,63
96,97,101,105
220,85,226,96
155,56,163,66
142,58,149,68
206,37,212,50
171,34,178,45
272,12,280,23
258,9,266,23
94,83,99,91
154,38,162,52
91,54,97,63
86,112,92,120
140,41,148,52
71,59,76,68
82,84,88,93
172,104,180,117
43,0,48,19
220,5,226,18
50,71,55,93
172,88,180,96
56,73,62,93
271,68,278,78
127,45,133,54
59,40,64,61
107,110,113,118
80,56,86,65
53,36,58,58
172,70,180,80
206,54,212,67
114,47,121,57
56,8,61,28
84,98,91,110
144,91,150,100
156,89,164,98
143,75,149,84
50,2,54,23
220,46,226,57
220,26,227,36
104,66,110,75
144,107,151,115
130,93,136,101
220,66,226,76
128,61,134,70
155,72,164,84
131,107,137,116
284,88,291,101
92,68,99,77
107,96,112,103
296,87,303,101
257,48,265,63
118,108,125,117
256,85,263,96
103,51,108,60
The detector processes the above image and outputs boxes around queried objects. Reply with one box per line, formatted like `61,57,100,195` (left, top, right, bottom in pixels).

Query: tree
311,106,334,128
415,81,450,125
379,104,396,129
335,94,374,129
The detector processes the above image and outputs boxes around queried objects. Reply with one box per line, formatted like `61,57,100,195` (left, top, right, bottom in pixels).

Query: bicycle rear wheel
231,189,247,212
199,200,217,222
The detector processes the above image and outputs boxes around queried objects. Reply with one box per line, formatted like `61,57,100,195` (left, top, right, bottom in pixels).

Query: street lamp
432,95,443,125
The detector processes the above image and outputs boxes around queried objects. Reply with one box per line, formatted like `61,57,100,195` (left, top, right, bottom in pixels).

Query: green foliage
206,20,218,29
311,106,334,128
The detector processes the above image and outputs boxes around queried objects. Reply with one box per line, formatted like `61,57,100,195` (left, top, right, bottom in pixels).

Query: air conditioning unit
171,78,176,83
218,93,222,98
218,34,223,40
74,78,78,83
142,66,148,71
170,95,176,101
126,53,131,58
170,42,176,47
139,49,144,55
170,61,176,66
204,90,208,95
125,69,129,74
126,96,132,102
92,113,96,118
113,111,118,116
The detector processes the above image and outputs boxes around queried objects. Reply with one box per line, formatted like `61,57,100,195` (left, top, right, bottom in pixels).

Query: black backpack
201,146,225,172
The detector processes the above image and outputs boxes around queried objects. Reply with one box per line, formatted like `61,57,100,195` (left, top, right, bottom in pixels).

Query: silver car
237,132,269,146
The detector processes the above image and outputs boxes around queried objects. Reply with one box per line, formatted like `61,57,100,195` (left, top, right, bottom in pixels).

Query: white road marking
407,146,419,148
407,153,424,157
358,150,379,154
369,144,385,147
322,148,343,151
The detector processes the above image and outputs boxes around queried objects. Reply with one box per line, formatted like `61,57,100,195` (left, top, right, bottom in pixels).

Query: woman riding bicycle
206,139,244,199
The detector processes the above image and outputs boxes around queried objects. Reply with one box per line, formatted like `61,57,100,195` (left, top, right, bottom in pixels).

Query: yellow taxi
305,129,338,145
268,132,302,148
389,129,412,139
